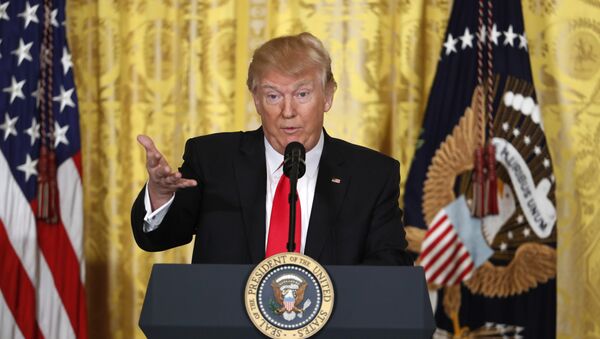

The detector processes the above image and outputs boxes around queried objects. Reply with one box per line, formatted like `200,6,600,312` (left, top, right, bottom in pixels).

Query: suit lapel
305,133,350,260
234,128,267,263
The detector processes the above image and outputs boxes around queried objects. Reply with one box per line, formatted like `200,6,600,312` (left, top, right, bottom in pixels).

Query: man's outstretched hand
137,135,197,211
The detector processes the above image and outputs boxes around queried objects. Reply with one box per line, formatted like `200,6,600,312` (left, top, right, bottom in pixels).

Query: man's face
253,69,334,154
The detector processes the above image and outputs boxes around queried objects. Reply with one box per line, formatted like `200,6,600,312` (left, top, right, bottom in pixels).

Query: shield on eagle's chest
284,292,295,312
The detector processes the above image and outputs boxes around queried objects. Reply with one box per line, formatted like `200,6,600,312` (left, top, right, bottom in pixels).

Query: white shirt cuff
143,184,175,233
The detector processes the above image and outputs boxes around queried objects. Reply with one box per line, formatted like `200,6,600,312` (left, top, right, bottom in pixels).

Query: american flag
419,196,494,286
0,1,87,339
419,208,475,286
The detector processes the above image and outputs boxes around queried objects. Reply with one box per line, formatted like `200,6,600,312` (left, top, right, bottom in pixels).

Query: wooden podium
139,264,435,338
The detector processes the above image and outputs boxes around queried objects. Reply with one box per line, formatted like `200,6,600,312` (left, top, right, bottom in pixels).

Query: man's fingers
177,178,198,188
137,135,157,151
150,177,197,197
161,171,177,185
153,168,196,185
139,135,196,191
152,152,163,167
146,151,162,168
171,178,197,188
138,135,165,168
150,165,172,182
166,172,182,183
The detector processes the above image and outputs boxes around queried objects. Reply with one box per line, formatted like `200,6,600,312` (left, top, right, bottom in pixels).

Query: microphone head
283,142,306,179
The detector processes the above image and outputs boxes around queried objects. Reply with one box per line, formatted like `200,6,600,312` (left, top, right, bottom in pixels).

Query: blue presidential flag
403,0,557,337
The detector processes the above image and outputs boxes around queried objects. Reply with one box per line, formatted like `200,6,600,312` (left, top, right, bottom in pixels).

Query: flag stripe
425,213,448,236
0,289,26,339
0,153,40,288
420,221,453,261
428,241,464,282
0,151,78,339
422,214,449,244
421,231,453,269
439,249,471,285
36,217,88,338
436,245,469,283
422,232,458,272
0,220,43,339
57,157,85,279
36,255,77,339
422,230,456,268
421,217,452,250
428,243,462,284
71,152,83,179
448,258,475,285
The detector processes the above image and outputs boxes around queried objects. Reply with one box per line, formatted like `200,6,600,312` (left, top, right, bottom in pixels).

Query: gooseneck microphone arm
283,142,306,252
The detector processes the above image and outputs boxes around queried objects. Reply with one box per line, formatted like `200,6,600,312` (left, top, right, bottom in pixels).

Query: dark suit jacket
131,128,412,266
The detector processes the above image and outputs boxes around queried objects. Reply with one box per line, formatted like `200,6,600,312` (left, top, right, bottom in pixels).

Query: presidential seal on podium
244,252,334,338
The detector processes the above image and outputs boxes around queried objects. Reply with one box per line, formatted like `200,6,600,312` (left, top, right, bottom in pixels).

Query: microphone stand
286,159,299,253
284,142,305,253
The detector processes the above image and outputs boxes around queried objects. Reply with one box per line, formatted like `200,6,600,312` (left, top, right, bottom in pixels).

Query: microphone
283,142,306,180
283,142,305,252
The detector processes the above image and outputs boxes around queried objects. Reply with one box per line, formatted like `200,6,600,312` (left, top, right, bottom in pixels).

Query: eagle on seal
271,274,309,321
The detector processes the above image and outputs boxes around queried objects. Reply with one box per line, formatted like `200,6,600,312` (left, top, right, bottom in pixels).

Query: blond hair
247,32,337,92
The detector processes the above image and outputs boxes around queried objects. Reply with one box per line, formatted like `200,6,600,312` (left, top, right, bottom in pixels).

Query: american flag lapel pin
331,177,341,184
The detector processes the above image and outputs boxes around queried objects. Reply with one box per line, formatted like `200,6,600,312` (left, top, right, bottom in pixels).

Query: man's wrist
149,193,174,211
147,183,175,211
143,185,176,232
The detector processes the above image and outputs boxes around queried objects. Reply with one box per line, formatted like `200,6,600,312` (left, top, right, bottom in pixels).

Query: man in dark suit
131,32,412,266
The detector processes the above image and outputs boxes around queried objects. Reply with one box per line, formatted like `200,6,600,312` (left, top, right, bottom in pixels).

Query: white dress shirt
264,132,322,253
143,131,324,254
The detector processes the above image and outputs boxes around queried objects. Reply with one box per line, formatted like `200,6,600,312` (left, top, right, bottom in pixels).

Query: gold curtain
66,0,600,338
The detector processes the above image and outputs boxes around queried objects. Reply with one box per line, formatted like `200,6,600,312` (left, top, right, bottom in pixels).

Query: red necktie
266,175,301,257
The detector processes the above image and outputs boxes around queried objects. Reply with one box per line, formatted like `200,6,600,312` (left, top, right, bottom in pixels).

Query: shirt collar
264,130,324,179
